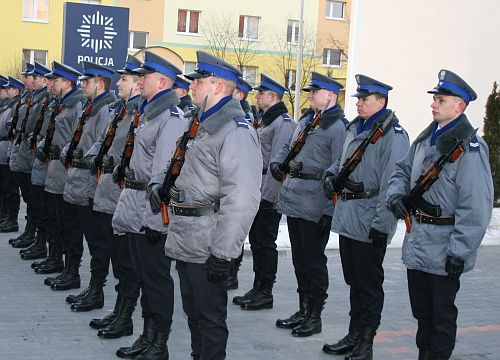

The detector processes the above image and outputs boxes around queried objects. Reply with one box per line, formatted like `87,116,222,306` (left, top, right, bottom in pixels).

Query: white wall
346,0,500,140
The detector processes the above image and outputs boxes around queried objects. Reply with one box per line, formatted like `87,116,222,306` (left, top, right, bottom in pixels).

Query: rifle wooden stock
31,95,50,152
118,105,140,188
42,99,62,164
15,97,32,146
65,100,93,168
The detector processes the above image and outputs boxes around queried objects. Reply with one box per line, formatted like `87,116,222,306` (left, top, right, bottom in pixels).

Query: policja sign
62,3,129,74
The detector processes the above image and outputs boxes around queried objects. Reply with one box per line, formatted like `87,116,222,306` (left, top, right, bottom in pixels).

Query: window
239,16,260,40
129,31,148,50
286,69,296,90
326,0,345,19
23,0,49,22
241,66,258,86
323,48,342,67
184,61,197,74
177,9,200,34
287,20,300,45
23,49,48,66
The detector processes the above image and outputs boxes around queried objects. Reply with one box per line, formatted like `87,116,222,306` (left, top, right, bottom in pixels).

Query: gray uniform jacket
45,89,85,195
0,97,19,165
257,102,295,203
386,115,493,275
63,91,116,206
179,95,194,113
329,109,410,244
8,91,30,171
112,90,187,234
31,98,56,186
91,96,141,215
274,105,347,222
164,97,262,263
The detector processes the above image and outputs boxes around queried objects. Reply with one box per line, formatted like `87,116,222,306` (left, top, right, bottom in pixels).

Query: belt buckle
340,189,348,200
415,210,423,224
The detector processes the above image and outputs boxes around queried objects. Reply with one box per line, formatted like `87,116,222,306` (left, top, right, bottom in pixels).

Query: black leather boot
291,296,323,337
418,349,431,360
44,254,68,286
31,241,51,269
70,276,105,311
240,281,273,310
90,294,122,329
135,330,170,360
226,253,242,290
51,256,80,291
66,283,91,304
323,330,361,355
345,327,376,360
276,294,309,329
37,244,64,274
232,277,261,305
11,221,36,247
20,232,47,260
116,316,154,359
98,297,135,338
0,211,18,233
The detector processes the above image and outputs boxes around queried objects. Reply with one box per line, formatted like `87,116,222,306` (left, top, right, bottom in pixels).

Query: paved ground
1,225,499,359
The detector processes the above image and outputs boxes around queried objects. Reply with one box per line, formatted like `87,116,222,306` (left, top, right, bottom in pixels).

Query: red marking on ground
384,346,414,354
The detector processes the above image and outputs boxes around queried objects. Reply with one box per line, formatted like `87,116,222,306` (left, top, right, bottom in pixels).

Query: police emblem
439,70,446,81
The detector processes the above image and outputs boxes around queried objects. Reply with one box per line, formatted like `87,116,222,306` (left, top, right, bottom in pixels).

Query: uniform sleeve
271,121,302,164
86,117,109,157
371,130,410,233
323,121,347,216
448,141,493,261
270,119,295,170
212,127,262,260
386,141,417,205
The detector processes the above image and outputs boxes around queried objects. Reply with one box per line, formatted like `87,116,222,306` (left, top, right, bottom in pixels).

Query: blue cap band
438,80,472,103
84,68,114,78
143,61,177,80
53,69,79,82
260,80,285,95
197,62,238,82
358,84,389,95
312,79,340,94
124,63,138,73
174,80,190,90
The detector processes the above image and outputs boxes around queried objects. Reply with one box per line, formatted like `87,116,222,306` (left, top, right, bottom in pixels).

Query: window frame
239,15,260,41
286,68,296,90
23,0,50,23
22,49,48,67
322,48,342,68
325,0,345,20
177,9,201,36
128,31,148,51
241,66,258,86
287,20,300,45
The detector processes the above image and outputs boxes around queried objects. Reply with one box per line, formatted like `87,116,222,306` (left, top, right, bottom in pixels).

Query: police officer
18,62,51,261
162,50,262,360
38,62,85,280
234,73,295,310
173,75,195,113
55,62,116,303
112,51,187,359
271,72,347,337
387,70,493,360
0,77,24,235
234,76,254,122
322,75,409,359
86,55,142,339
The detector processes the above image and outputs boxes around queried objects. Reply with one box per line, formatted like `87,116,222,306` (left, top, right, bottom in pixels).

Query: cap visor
184,70,209,81
351,91,371,98
302,84,320,92
78,74,94,81
133,67,156,75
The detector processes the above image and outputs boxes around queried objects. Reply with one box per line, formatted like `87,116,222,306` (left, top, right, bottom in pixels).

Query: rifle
278,103,329,179
116,98,141,188
15,95,33,145
159,96,207,225
403,135,468,233
251,105,260,129
31,94,50,152
64,98,93,168
42,93,62,164
8,97,23,142
95,97,127,181
332,111,395,205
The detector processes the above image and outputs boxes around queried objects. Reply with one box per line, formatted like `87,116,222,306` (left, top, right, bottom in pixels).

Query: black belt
339,188,379,200
289,172,322,180
102,167,113,174
414,210,455,226
124,179,147,191
71,160,90,169
170,204,218,217
48,153,60,160
262,168,268,175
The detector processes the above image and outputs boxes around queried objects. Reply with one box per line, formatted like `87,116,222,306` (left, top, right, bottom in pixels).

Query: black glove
149,183,162,214
445,255,464,281
369,228,388,248
73,148,83,160
205,254,231,283
144,227,165,245
322,171,336,199
317,215,332,238
270,162,284,182
88,156,98,175
389,195,407,220
35,148,48,163
112,165,122,184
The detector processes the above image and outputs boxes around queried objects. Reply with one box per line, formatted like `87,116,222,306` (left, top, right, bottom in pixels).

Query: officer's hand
369,228,388,248
73,148,83,160
322,171,336,199
35,148,48,163
59,151,67,166
445,255,464,281
205,254,231,283
317,215,332,238
88,156,98,175
270,162,284,182
124,167,135,181
144,227,165,245
389,195,407,220
112,165,122,184
149,183,162,214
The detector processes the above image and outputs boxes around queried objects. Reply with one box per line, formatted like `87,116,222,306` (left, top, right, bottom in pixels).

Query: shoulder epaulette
234,116,250,129
469,135,480,152
282,114,292,122
393,124,404,134
169,106,180,118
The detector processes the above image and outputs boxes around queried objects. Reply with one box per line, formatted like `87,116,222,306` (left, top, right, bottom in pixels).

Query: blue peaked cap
21,63,35,76
133,51,182,80
5,76,25,91
173,76,191,91
45,61,81,83
253,73,287,95
427,69,477,104
352,74,393,97
303,72,344,94
184,51,242,83
29,61,51,77
79,61,115,80
117,55,143,75
236,77,253,94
